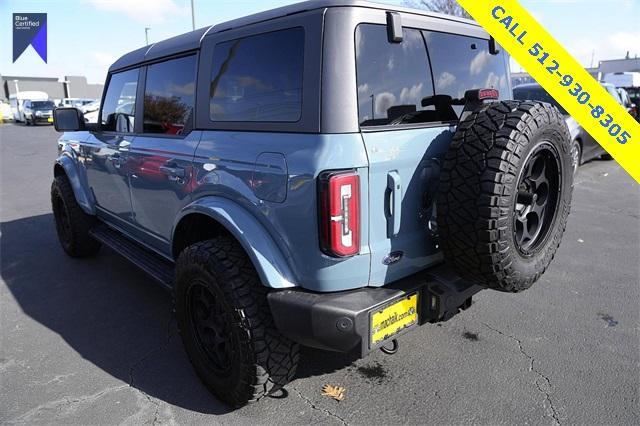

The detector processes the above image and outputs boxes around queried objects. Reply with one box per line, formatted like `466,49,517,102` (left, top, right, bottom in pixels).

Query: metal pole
13,79,20,95
370,94,374,119
190,0,195,30
145,27,150,46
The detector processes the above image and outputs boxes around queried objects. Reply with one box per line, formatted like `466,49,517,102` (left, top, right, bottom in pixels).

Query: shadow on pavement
1,213,358,414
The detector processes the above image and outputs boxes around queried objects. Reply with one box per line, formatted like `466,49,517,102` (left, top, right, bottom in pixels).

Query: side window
143,55,197,135
209,27,304,122
101,68,138,133
425,31,510,116
355,24,435,127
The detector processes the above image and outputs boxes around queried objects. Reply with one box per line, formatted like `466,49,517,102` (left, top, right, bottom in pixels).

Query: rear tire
437,101,573,292
51,175,101,257
175,237,299,407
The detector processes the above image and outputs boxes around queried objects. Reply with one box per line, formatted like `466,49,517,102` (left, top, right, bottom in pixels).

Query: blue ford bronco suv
51,0,573,406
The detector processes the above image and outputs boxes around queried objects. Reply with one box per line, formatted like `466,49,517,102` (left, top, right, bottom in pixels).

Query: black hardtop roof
109,0,479,72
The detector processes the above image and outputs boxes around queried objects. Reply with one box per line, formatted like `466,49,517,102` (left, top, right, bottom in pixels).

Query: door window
209,27,305,122
101,68,138,133
143,55,197,135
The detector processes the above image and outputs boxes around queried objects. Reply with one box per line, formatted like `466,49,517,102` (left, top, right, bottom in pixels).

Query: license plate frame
369,292,419,347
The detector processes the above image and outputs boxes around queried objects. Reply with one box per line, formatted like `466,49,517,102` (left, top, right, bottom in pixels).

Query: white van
9,91,49,122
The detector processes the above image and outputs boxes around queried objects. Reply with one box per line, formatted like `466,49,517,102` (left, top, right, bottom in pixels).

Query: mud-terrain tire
175,237,299,407
437,101,573,292
51,175,101,257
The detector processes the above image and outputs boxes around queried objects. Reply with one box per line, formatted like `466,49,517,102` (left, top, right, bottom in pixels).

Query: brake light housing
318,170,360,257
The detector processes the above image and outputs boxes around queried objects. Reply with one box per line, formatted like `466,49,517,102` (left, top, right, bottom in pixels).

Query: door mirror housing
53,107,85,132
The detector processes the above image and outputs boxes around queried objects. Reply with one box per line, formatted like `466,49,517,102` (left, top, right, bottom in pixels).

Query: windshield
31,101,55,109
513,87,567,114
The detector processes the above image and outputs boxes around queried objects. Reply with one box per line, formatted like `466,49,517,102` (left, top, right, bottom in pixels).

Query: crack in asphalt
291,386,349,425
7,385,129,423
482,322,562,425
127,315,176,426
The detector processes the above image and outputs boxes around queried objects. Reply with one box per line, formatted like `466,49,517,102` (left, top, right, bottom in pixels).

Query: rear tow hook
380,339,399,355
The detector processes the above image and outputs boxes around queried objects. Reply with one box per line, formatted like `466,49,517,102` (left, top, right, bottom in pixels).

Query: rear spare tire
437,101,573,292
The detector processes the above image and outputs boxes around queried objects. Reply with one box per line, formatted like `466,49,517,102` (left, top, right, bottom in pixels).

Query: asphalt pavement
1,122,638,425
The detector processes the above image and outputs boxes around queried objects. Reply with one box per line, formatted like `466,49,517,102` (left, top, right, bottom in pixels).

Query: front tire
51,175,101,257
175,237,299,407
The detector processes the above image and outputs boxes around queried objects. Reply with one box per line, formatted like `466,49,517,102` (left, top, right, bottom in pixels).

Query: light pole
145,27,151,46
190,0,195,30
63,80,71,99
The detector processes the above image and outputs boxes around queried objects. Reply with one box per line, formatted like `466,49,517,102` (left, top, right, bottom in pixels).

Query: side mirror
53,107,85,132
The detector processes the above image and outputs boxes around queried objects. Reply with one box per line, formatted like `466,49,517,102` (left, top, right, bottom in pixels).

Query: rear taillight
319,170,360,257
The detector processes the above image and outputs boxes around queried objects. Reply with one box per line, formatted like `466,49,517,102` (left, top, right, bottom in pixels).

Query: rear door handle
386,171,402,237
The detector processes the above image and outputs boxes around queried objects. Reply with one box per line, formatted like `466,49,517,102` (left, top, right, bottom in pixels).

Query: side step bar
90,225,174,292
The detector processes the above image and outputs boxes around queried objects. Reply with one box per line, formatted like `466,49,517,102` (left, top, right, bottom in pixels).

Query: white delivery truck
9,91,49,122
603,72,640,88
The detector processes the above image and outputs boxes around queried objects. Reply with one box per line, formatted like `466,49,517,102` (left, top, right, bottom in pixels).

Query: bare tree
405,0,471,19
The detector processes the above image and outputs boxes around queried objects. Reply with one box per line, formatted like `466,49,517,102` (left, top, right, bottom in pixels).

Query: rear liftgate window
209,27,304,122
355,24,510,127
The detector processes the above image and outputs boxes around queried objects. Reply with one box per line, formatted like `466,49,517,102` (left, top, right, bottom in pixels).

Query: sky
1,0,639,84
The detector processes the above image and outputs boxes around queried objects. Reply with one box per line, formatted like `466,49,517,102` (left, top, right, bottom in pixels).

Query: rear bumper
267,264,483,357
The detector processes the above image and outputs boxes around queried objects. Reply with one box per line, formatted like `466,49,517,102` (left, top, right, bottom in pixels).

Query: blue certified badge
13,13,47,63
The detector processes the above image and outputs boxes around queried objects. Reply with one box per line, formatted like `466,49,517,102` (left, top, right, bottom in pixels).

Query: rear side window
355,24,435,126
143,55,197,135
101,68,138,133
425,31,510,116
209,27,304,122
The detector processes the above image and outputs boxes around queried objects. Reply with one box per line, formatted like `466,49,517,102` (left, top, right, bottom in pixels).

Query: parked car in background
80,100,101,123
513,83,610,174
603,72,639,122
9,90,49,122
80,100,100,114
58,98,96,108
617,87,638,120
22,100,56,125
1,101,13,121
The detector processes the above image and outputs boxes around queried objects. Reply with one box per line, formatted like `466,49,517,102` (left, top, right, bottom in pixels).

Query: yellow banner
458,0,640,183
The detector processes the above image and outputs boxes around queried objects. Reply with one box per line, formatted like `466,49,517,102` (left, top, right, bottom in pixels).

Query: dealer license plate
370,293,418,346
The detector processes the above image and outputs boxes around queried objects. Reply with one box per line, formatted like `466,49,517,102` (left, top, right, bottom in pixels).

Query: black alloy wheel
52,192,73,246
187,281,235,376
513,141,561,256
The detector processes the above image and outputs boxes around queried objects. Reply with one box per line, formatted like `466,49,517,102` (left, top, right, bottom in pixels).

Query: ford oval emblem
382,251,404,265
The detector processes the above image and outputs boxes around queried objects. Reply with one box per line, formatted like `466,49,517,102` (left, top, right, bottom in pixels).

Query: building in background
512,57,640,88
0,75,103,102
